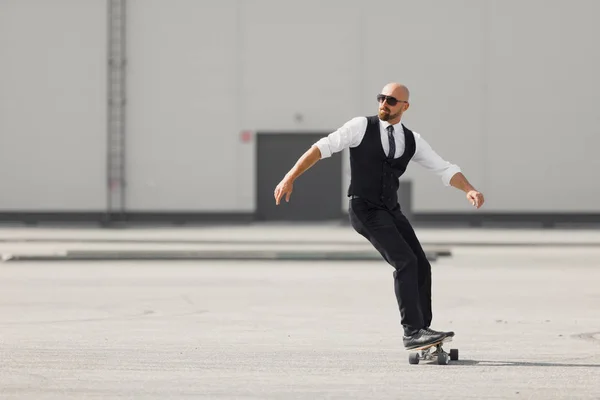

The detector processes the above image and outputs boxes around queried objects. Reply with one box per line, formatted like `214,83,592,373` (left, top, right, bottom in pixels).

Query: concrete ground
1,228,599,399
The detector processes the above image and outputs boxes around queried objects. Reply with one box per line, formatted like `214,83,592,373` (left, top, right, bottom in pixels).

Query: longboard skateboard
407,336,458,365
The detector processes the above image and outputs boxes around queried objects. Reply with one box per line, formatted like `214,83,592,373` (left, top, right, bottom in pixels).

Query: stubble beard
378,109,390,120
378,109,400,122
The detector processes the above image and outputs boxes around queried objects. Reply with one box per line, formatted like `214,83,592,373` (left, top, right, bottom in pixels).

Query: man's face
377,92,408,122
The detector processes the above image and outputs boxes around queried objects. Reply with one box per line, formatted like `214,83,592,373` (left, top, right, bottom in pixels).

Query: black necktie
386,125,396,159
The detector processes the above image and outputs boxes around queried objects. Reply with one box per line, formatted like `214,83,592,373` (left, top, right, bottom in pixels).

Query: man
273,82,484,349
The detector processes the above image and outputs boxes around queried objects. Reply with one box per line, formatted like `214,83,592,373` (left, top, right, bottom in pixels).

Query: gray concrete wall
0,0,107,211
1,0,599,214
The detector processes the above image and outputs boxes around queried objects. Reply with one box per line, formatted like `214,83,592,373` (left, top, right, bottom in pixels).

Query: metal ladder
107,0,127,221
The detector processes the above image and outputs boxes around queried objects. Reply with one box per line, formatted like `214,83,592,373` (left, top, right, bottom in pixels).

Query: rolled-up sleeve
313,117,367,159
412,132,461,186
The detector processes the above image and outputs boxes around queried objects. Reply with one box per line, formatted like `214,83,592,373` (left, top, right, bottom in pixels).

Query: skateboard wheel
408,352,420,365
437,352,449,365
450,349,459,361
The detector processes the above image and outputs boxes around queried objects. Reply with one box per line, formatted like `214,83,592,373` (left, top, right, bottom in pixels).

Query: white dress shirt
313,116,461,186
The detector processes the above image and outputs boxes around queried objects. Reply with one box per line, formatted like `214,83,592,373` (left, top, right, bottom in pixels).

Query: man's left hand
467,190,484,209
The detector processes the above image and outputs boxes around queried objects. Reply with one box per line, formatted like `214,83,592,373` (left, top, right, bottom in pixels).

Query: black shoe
403,328,447,350
425,327,455,338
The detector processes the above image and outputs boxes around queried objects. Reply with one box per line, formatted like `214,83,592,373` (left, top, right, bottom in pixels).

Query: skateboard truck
408,337,459,365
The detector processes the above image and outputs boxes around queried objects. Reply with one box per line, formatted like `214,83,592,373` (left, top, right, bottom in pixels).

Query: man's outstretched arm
411,132,485,209
274,145,322,205
449,172,485,208
273,117,367,205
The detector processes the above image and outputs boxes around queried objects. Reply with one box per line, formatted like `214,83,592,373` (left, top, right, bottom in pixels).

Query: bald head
381,82,410,102
377,82,410,123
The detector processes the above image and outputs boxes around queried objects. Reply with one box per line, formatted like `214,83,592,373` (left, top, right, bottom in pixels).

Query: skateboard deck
407,336,458,365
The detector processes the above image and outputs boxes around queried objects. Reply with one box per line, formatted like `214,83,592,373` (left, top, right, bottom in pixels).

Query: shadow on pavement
447,359,600,368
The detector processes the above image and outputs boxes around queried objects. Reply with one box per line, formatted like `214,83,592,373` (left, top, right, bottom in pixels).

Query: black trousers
348,197,432,335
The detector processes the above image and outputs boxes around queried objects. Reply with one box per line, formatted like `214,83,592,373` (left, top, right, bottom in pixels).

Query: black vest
347,115,416,209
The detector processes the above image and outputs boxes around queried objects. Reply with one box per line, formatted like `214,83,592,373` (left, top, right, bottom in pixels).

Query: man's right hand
273,145,323,205
274,177,294,205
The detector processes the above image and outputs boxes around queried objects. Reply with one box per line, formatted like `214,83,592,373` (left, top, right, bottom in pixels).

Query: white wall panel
0,0,107,211
485,0,600,211
125,0,239,211
240,0,364,131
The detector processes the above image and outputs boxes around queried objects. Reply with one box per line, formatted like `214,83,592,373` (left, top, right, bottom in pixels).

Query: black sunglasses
377,94,407,106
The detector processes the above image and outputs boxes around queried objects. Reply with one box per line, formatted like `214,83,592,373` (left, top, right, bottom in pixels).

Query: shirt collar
379,119,403,131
